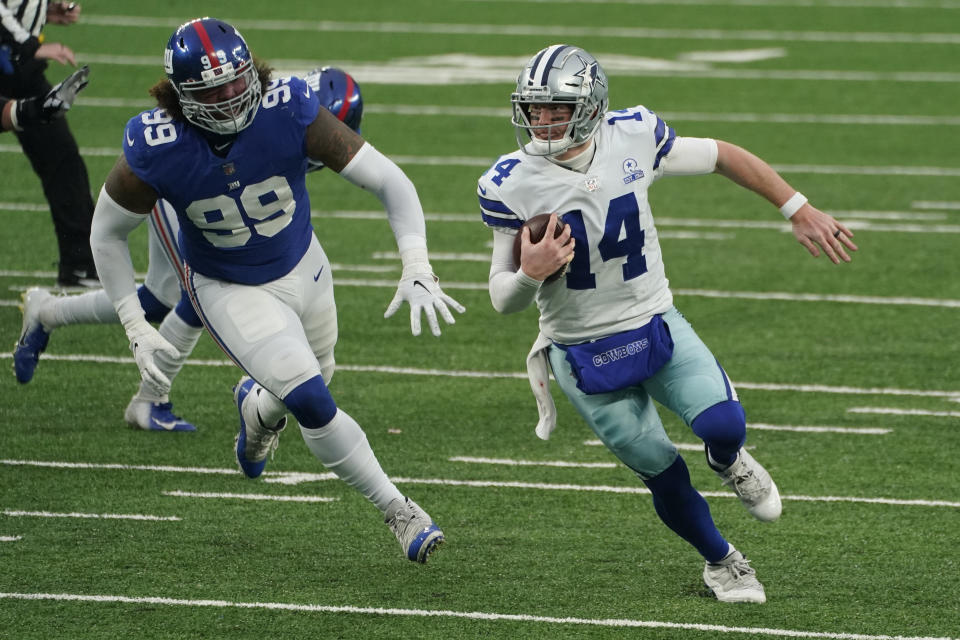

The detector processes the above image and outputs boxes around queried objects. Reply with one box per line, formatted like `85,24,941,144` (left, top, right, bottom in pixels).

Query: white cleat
704,548,767,604
385,497,444,563
711,448,782,522
234,376,285,478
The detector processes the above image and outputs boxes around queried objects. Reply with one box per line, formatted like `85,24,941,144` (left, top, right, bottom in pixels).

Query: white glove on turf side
384,248,465,336
115,293,179,395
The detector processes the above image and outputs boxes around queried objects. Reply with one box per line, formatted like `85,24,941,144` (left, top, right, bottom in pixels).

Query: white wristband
398,246,433,279
9,100,23,132
779,192,808,220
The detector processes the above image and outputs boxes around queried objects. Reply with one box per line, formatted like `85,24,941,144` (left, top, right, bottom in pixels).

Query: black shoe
57,263,100,288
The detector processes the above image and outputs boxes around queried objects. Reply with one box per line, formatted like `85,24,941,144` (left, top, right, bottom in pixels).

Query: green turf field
1,1,958,638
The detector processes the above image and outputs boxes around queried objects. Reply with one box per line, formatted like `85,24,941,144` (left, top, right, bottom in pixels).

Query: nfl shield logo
222,163,235,175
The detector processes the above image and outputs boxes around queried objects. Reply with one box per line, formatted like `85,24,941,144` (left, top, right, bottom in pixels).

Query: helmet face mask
164,18,262,135
511,45,608,157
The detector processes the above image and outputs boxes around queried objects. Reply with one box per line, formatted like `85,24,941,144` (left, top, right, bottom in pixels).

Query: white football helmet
511,44,608,156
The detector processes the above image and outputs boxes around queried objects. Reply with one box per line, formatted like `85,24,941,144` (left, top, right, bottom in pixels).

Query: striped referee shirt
1,0,48,45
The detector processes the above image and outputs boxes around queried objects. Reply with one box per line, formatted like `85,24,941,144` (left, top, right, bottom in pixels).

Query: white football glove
384,248,465,336
115,294,178,395
127,321,179,395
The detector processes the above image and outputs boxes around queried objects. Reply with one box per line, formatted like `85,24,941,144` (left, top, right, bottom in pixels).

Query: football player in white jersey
13,67,367,434
85,18,463,563
480,44,857,602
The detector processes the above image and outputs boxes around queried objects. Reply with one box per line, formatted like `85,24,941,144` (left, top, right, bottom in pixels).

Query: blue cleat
385,497,445,563
13,288,53,384
124,398,197,432
234,376,284,478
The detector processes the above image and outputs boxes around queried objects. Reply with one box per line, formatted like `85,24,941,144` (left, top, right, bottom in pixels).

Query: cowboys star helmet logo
573,55,606,92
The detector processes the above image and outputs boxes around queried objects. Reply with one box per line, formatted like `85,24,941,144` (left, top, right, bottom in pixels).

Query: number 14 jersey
478,105,678,344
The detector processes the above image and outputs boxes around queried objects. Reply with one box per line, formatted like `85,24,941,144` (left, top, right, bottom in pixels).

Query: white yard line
162,491,336,503
848,407,960,418
66,100,960,128
0,354,956,401
79,15,960,46
464,0,960,8
0,592,953,640
912,200,960,210
3,145,959,176
2,509,180,522
748,423,891,434
2,460,956,508
0,536,23,542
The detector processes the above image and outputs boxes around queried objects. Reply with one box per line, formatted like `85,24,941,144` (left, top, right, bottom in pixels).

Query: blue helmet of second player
306,66,363,134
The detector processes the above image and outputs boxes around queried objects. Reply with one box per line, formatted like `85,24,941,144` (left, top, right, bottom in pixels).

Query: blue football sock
643,455,730,562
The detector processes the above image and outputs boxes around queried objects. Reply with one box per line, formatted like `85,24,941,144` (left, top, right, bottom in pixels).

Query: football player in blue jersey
480,45,858,601
86,18,460,563
14,66,366,435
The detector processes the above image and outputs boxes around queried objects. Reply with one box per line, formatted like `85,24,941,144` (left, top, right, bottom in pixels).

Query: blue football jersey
123,76,321,284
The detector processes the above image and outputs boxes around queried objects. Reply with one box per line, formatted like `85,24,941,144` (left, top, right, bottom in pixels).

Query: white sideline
0,592,953,640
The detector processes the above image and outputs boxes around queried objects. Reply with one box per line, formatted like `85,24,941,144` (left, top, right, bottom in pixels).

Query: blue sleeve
287,76,321,129
122,112,153,186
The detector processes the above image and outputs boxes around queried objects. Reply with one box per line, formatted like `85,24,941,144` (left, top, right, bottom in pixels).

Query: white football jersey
479,105,677,344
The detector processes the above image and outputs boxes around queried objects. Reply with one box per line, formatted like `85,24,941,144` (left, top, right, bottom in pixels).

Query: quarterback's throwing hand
128,324,179,395
385,273,466,337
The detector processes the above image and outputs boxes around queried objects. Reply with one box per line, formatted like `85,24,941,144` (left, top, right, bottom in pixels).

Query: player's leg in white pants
189,235,403,511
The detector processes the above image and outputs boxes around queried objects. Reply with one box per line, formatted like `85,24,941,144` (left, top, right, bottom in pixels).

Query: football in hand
512,213,571,284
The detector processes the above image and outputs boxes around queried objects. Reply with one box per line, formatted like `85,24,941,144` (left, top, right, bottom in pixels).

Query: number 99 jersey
122,75,321,285
479,105,678,345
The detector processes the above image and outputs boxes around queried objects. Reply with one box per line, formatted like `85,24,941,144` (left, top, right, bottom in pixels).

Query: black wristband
13,94,43,128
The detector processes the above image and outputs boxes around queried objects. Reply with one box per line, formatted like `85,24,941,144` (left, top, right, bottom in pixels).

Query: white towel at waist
526,331,557,440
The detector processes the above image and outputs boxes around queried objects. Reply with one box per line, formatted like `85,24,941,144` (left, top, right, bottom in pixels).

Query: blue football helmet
305,66,363,133
304,66,363,172
511,44,608,156
163,17,262,135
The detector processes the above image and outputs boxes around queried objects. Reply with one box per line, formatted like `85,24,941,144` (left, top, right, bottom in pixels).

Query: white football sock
299,409,403,512
45,289,118,329
253,385,287,428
